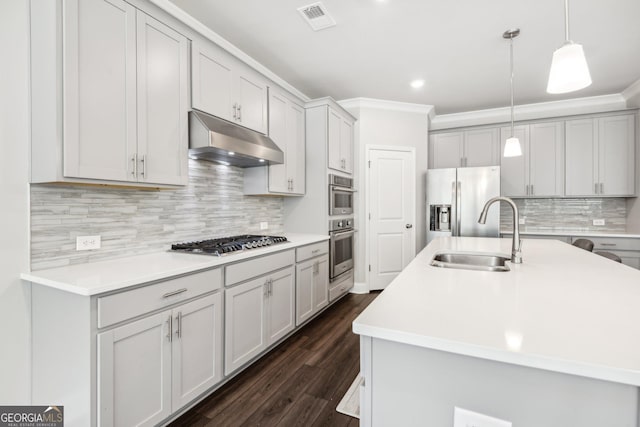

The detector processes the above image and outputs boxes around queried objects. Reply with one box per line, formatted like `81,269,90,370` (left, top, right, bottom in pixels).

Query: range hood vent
188,110,283,168
298,2,336,31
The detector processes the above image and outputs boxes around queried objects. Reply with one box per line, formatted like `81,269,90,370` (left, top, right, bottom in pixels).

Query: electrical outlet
76,235,101,251
593,219,605,226
453,407,512,427
518,216,526,225
260,222,269,230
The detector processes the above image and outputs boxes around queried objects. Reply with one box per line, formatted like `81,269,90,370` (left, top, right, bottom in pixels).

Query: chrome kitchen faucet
478,196,522,264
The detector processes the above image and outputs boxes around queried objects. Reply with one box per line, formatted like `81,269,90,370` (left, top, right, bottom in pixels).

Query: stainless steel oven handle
330,185,356,193
330,229,355,237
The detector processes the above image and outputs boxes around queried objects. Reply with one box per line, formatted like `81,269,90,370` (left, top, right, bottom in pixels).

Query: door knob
405,224,413,229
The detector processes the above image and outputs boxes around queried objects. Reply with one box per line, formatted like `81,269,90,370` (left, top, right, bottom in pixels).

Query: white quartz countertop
21,233,328,296
353,237,640,386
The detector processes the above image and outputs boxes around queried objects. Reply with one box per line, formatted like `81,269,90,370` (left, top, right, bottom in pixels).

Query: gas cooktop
170,235,288,256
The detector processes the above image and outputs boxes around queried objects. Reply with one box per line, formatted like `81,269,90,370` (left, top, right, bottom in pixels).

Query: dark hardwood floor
169,291,379,427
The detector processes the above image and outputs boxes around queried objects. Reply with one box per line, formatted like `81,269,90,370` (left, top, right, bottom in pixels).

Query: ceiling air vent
297,2,336,31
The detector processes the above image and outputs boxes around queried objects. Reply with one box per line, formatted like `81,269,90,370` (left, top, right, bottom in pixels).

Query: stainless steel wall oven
329,174,354,216
329,218,354,282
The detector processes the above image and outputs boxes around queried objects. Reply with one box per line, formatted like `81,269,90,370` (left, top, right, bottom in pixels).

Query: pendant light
546,0,591,94
503,29,522,158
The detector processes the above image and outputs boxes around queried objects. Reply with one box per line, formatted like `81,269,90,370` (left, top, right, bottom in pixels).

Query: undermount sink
430,252,511,272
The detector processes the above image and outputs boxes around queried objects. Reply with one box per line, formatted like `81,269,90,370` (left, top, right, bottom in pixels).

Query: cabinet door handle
163,288,187,298
140,155,146,177
268,278,273,296
131,154,137,177
290,178,294,191
166,315,173,342
237,104,242,121
600,183,604,194
531,184,534,196
594,183,599,194
525,185,529,195
176,312,182,339
233,103,238,119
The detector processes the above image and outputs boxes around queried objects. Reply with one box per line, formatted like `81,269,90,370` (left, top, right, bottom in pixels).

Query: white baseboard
350,281,369,294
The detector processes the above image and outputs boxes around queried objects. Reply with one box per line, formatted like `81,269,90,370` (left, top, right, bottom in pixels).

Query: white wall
0,0,31,404
340,99,432,290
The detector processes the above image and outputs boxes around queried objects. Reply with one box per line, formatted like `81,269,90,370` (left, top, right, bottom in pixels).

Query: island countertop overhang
353,237,640,386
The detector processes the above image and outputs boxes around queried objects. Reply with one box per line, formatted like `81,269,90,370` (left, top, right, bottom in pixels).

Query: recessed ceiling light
410,79,425,89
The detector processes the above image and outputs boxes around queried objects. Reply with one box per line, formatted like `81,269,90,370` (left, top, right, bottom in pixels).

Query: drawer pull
163,288,187,298
600,243,617,247
311,249,320,254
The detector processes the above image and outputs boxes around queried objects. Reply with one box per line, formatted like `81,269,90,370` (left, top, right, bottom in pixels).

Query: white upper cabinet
500,122,564,197
328,107,354,174
566,114,635,196
31,0,188,187
192,41,268,134
429,128,499,169
244,88,306,196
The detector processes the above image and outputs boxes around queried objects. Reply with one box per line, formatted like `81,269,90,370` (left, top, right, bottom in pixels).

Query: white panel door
235,67,268,134
599,115,635,196
267,91,289,193
98,311,172,427
464,128,499,167
224,277,267,375
136,13,188,186
430,132,463,169
327,108,343,171
368,148,416,291
171,293,223,411
64,0,136,181
191,41,234,122
266,266,295,344
529,122,564,197
566,118,597,196
500,125,529,197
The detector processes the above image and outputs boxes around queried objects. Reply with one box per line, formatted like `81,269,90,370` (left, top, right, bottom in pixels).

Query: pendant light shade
547,42,592,94
546,0,591,94
503,28,522,158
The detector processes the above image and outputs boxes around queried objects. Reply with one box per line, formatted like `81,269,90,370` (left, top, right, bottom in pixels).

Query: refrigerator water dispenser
430,205,451,231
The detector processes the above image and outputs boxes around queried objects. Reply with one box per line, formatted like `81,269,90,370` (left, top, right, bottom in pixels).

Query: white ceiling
168,0,640,114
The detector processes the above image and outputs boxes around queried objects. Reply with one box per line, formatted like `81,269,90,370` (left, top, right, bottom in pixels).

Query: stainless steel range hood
188,110,283,167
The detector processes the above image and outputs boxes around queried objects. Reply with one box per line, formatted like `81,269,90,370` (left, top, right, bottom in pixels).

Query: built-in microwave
329,174,354,216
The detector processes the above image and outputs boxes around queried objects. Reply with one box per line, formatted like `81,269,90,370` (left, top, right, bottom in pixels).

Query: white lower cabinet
98,292,223,426
224,265,295,376
295,254,329,326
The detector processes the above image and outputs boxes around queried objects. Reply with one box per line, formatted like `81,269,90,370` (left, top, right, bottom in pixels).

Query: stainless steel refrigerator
426,166,500,244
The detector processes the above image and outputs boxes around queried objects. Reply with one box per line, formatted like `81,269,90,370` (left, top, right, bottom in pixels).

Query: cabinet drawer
225,250,295,287
296,241,329,262
574,237,640,252
329,270,353,302
98,268,222,328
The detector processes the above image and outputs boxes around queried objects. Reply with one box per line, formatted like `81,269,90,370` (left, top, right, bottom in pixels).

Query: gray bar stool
594,251,622,263
572,238,594,252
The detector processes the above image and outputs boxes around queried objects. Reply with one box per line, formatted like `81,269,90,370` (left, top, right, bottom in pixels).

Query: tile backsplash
30,160,284,270
500,198,626,233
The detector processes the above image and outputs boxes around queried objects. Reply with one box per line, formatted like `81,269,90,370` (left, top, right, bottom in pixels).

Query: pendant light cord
564,0,570,41
510,35,515,138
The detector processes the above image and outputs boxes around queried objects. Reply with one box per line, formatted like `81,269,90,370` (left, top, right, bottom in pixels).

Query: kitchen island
353,237,640,427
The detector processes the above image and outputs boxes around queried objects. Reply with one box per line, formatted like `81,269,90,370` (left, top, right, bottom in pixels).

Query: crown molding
430,94,628,130
338,97,434,116
622,79,640,106
148,0,310,102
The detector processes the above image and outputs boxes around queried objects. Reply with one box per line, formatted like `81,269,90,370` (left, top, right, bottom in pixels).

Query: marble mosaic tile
30,160,284,270
500,198,627,233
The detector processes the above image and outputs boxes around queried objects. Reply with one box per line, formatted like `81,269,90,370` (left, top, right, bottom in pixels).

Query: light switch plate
76,235,101,251
453,407,512,427
260,222,269,230
593,219,605,226
518,217,526,225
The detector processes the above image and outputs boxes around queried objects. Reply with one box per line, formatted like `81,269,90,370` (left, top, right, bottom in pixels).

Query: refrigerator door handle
456,181,462,235
451,181,457,236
